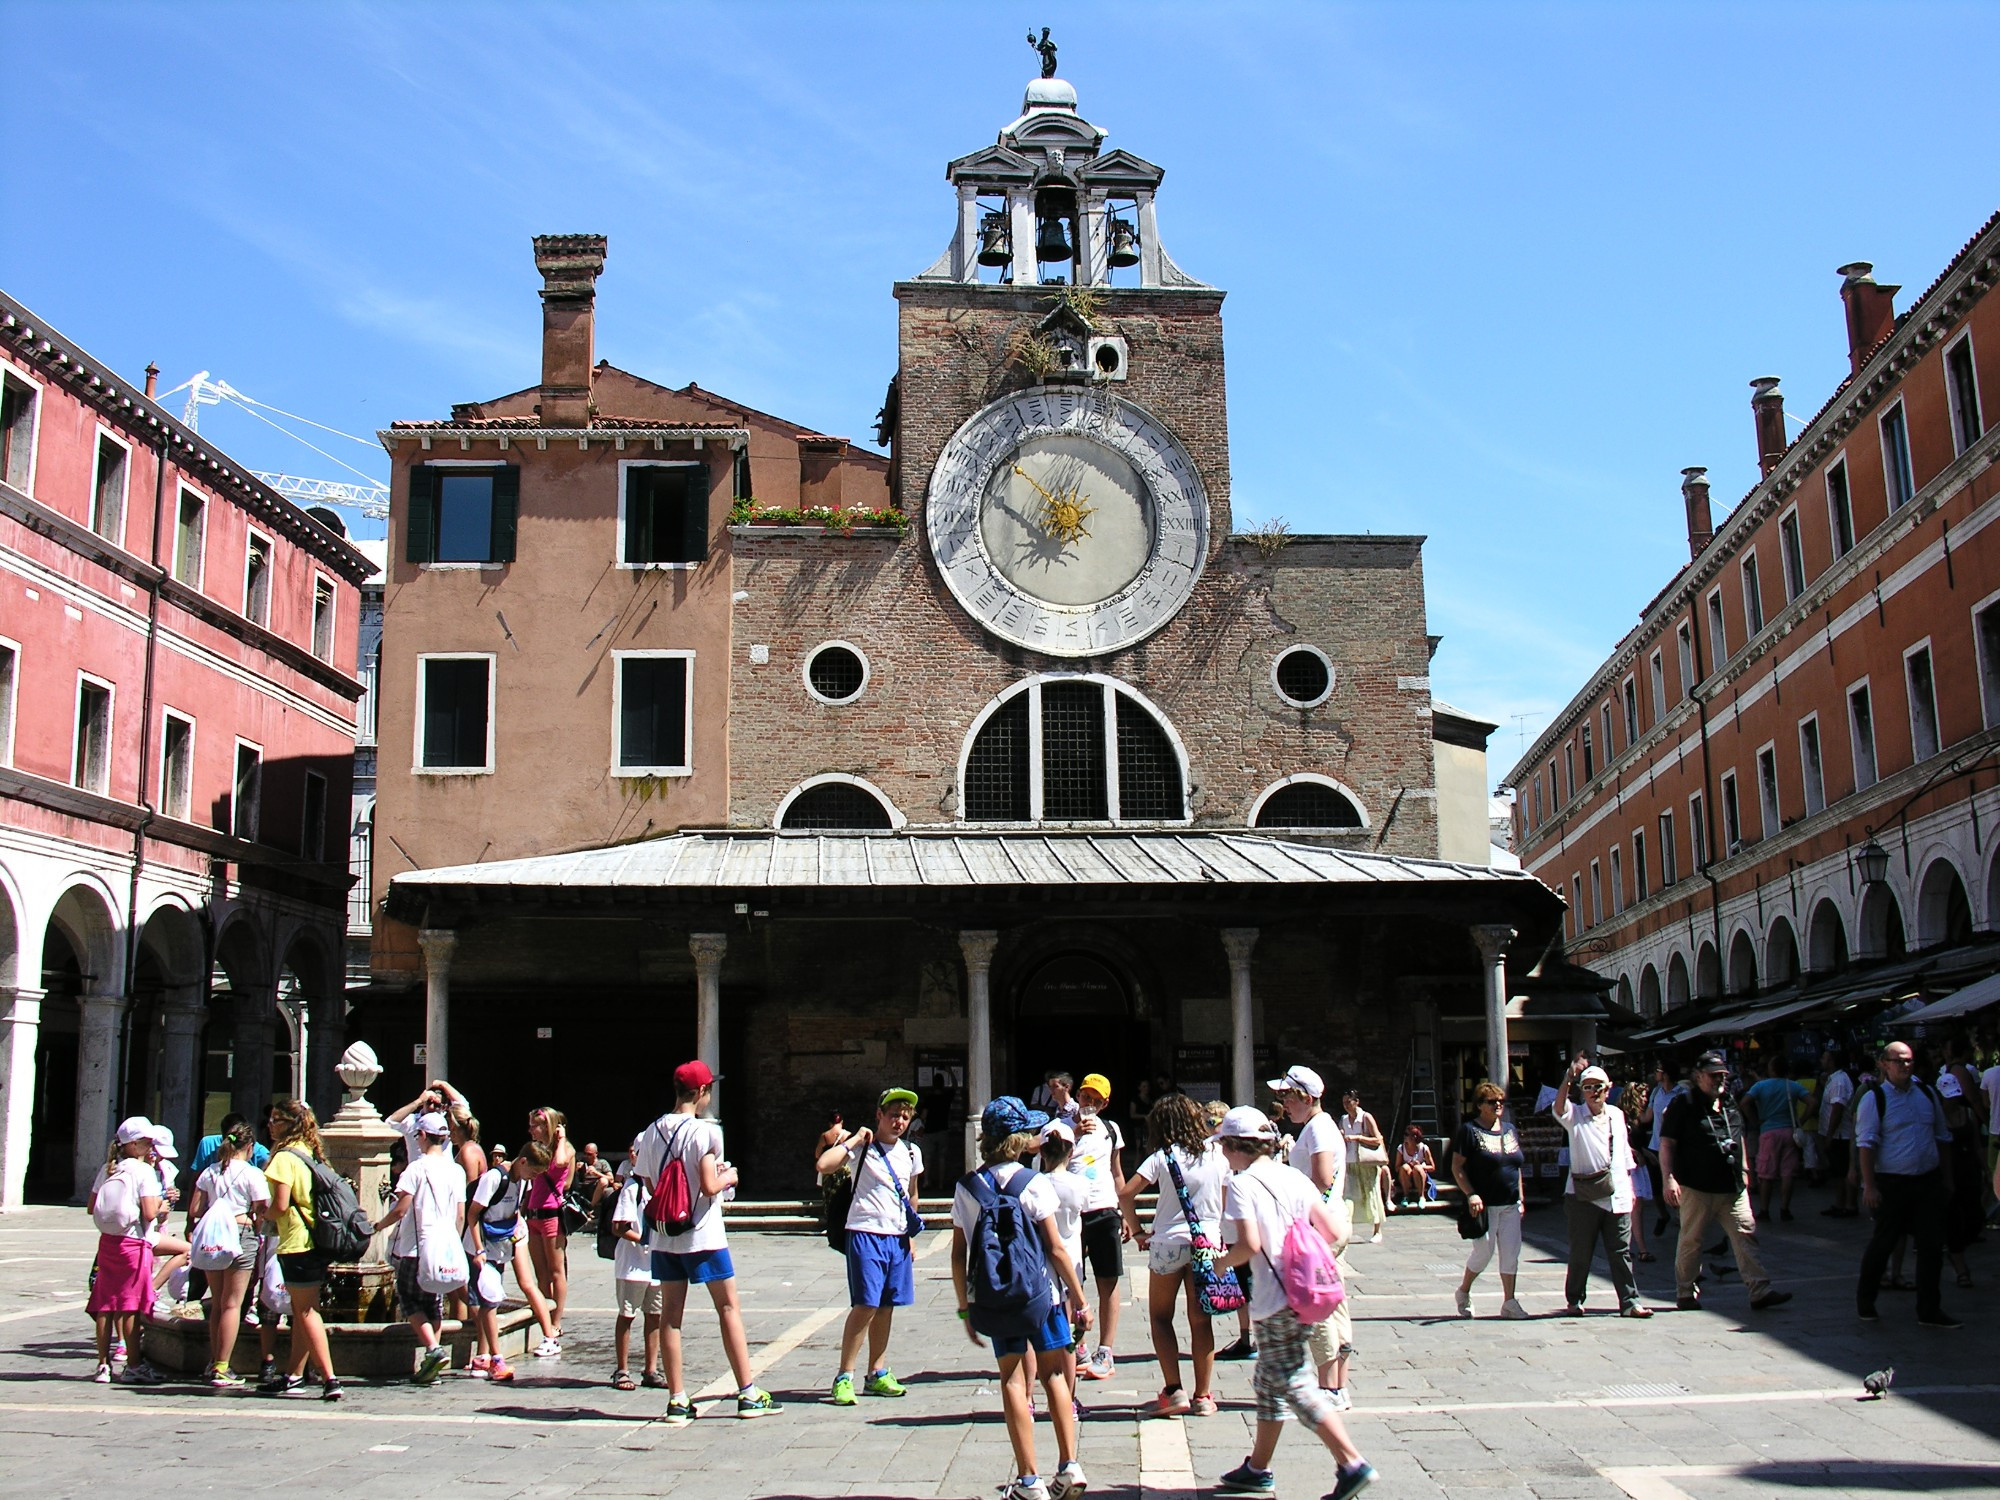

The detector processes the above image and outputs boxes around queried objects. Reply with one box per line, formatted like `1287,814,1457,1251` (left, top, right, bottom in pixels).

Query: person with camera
815,1086,925,1407
1659,1051,1790,1313
1551,1053,1649,1317
1451,1082,1528,1320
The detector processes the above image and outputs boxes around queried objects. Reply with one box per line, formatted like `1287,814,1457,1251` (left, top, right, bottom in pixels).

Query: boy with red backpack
632,1061,778,1423
1211,1105,1375,1500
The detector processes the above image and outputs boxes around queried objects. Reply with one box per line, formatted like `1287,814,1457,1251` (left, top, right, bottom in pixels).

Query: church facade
367,72,1559,1185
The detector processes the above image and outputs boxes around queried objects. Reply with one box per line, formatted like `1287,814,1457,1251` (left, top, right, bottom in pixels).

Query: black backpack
598,1180,644,1261
284,1148,373,1262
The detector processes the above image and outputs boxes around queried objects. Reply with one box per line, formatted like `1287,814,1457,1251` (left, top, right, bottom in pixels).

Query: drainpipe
121,426,169,1088
1681,480,1726,986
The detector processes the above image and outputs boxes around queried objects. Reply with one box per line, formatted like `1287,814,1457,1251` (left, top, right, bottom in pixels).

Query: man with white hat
1268,1064,1354,1406
371,1110,466,1384
1551,1052,1649,1317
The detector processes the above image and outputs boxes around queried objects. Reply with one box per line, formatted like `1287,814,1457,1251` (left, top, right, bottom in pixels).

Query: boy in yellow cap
1070,1072,1128,1378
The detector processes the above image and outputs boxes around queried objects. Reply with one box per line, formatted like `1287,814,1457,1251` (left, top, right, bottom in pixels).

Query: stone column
690,933,726,1117
0,986,45,1210
1008,191,1036,290
960,930,998,1167
73,991,130,1199
230,981,276,1124
953,182,979,281
316,1041,402,1322
307,992,347,1122
417,928,457,1086
154,984,208,1153
1221,929,1259,1107
1471,924,1517,1092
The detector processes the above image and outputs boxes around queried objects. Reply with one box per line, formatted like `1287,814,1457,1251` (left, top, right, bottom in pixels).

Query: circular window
805,643,868,704
1272,646,1333,708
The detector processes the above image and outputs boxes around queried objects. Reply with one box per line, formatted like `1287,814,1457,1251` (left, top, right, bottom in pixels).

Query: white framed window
1707,587,1728,667
301,769,328,862
1546,759,1559,818
1676,621,1696,700
173,487,206,587
1531,776,1544,826
1719,770,1742,853
91,426,131,547
1881,399,1915,509
1798,713,1825,816
1649,650,1667,721
0,362,42,495
1973,589,2000,730
1271,645,1335,708
1570,874,1583,937
0,636,16,767
1563,741,1576,801
1777,507,1806,601
242,527,273,627
160,709,194,821
805,641,870,705
1589,859,1603,925
407,461,519,566
1658,809,1678,886
1945,332,1983,456
1621,676,1639,745
1741,550,1765,636
73,672,114,794
1609,846,1624,915
416,653,496,774
617,460,710,567
311,575,336,662
1904,639,1940,761
1848,678,1878,791
612,649,695,775
1756,743,1780,840
1600,702,1615,760
1826,457,1855,560
961,674,1192,824
231,738,262,840
1689,791,1708,868
1633,827,1649,901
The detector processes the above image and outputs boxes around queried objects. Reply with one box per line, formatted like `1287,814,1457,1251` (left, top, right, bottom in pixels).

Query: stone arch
1988,844,2000,930
1616,973,1635,1012
774,773,905,831
1638,964,1663,1020
46,878,122,993
1695,940,1722,1001
1726,928,1759,995
958,673,1191,824
1248,774,1369,831
1808,898,1849,973
1764,915,1800,986
1915,856,1973,948
1666,952,1691,1011
0,861,22,991
207,910,277,1127
277,924,341,1111
1858,883,1907,962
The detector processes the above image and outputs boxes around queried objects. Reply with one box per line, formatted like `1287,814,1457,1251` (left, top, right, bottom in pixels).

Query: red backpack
645,1118,697,1236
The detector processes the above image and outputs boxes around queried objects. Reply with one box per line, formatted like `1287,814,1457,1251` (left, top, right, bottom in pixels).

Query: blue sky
6,2,1996,768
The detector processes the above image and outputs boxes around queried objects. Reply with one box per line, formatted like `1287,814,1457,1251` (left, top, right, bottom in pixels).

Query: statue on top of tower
1027,27,1059,79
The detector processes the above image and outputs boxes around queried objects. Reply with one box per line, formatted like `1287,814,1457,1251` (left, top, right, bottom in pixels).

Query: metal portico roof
390,830,1548,896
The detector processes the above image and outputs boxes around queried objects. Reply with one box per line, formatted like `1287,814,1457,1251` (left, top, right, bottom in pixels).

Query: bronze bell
976,212,1012,268
1035,213,1073,263
1106,218,1141,268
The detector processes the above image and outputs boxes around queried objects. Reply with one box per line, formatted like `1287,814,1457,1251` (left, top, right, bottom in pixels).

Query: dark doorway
27,924,82,1202
1009,952,1145,1109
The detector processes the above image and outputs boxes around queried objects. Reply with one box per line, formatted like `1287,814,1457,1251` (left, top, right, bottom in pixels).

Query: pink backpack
1254,1173,1346,1322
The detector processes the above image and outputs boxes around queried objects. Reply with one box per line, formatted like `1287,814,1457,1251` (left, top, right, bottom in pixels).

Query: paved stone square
1,1186,1994,1499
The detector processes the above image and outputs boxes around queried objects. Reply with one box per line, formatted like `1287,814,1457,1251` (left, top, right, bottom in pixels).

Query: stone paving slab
0,1183,1994,1498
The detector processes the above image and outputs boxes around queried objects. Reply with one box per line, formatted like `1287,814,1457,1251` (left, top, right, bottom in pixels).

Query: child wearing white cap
372,1111,467,1384
85,1119,169,1384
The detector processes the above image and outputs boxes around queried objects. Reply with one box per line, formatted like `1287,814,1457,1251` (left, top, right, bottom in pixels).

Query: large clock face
927,388,1209,657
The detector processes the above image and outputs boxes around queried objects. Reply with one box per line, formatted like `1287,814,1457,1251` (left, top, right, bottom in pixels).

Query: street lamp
1856,839,1890,887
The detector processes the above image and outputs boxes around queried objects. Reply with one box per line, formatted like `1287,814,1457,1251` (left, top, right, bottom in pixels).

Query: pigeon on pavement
1861,1367,1894,1400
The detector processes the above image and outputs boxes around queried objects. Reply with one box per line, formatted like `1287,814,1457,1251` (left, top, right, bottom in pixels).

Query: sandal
1636,1251,1657,1263
612,1369,636,1391
1956,1272,1974,1288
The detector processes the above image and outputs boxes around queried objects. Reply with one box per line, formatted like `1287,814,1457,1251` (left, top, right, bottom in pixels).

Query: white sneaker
533,1337,562,1359
1002,1479,1052,1500
1324,1385,1352,1411
91,1363,111,1384
1454,1286,1473,1318
1500,1298,1529,1320
1369,1229,1385,1245
1048,1460,1089,1498
1088,1347,1114,1379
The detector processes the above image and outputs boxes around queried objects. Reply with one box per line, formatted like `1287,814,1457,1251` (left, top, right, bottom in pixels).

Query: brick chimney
1837,262,1900,374
532,234,607,428
144,363,159,399
1680,466,1713,558
1750,377,1786,477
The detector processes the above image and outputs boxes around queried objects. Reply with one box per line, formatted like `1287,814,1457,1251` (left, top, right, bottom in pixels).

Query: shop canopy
1888,969,2000,1026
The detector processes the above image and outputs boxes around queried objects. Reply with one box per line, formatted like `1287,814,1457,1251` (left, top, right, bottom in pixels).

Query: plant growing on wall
730,499,912,535
1239,516,1293,559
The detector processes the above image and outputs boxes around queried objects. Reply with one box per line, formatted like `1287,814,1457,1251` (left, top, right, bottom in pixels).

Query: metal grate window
807,645,865,702
964,693,1030,820
1274,648,1331,705
781,781,892,830
1040,680,1108,820
1116,693,1183,819
1255,781,1361,829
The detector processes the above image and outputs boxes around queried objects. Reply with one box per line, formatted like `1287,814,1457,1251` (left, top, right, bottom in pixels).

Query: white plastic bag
258,1241,291,1316
415,1177,469,1295
91,1170,139,1235
189,1201,245,1271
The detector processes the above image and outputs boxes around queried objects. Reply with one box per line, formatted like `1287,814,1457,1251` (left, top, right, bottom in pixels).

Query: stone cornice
377,427,748,453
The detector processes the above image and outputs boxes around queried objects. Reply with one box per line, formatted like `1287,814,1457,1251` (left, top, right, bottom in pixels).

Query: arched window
777,777,899,831
1250,776,1365,830
961,676,1187,823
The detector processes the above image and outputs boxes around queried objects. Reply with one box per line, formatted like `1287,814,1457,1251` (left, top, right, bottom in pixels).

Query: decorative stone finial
336,1040,383,1104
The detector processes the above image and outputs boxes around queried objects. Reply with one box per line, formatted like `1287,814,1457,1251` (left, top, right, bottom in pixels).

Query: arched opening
1988,846,2000,931
1638,964,1662,1020
962,676,1187,823
1251,777,1365,830
1765,916,1799,986
1808,899,1849,973
1695,941,1721,1001
26,919,83,1201
1008,951,1135,1099
778,778,896,831
206,918,272,1132
1858,884,1907,962
1915,858,1973,948
1666,953,1691,1011
1616,974,1635,1013
1726,929,1759,996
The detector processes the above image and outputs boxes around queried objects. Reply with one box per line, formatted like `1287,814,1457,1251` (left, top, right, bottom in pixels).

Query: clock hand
1011,463,1057,505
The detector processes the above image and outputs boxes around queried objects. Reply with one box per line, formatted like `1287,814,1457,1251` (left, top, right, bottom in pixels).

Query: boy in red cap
633,1061,778,1422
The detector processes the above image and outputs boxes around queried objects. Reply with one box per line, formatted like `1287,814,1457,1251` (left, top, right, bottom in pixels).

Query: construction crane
159,371,389,518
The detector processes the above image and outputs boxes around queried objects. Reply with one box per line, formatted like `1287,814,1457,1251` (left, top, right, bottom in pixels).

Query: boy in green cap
815,1086,925,1404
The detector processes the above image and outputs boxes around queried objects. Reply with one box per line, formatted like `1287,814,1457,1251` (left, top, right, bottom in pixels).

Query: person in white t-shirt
463,1152,527,1384
633,1060,776,1422
814,1086,926,1406
371,1112,466,1385
1037,1120,1089,1417
1069,1072,1127,1380
85,1118,169,1385
609,1141,661,1392
1211,1105,1375,1500
1272,1064,1355,1409
1551,1056,1647,1318
1981,1054,2000,1189
186,1121,270,1387
1817,1049,1859,1217
1120,1092,1228,1418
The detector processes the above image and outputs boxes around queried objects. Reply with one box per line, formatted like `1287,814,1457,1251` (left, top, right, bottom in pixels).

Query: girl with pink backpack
1210,1106,1375,1500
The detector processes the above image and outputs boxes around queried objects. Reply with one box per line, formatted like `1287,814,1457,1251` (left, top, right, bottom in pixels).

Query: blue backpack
960,1166,1055,1340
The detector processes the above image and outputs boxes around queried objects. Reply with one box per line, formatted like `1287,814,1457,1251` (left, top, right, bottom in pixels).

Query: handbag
1355,1144,1389,1168
1163,1150,1246,1316
415,1174,471,1294
877,1141,925,1239
1457,1204,1490,1240
1571,1169,1615,1203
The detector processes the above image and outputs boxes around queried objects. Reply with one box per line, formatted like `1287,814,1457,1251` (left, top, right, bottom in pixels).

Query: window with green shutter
621,464,709,565
406,465,518,564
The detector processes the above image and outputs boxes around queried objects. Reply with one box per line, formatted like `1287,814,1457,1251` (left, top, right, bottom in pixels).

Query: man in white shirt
1270,1064,1354,1409
815,1086,925,1407
1818,1048,1858,1218
1551,1057,1648,1318
370,1112,466,1384
1069,1072,1127,1379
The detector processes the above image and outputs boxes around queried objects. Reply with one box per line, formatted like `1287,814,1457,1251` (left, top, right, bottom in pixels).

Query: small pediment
946,143,1038,187
1037,300,1096,339
1079,148,1165,192
1001,111,1107,156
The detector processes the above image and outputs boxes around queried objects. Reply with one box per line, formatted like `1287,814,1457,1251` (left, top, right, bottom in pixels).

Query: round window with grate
806,643,868,703
1273,646,1333,707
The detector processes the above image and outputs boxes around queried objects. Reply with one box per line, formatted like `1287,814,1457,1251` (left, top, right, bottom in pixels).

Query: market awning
1889,969,2000,1026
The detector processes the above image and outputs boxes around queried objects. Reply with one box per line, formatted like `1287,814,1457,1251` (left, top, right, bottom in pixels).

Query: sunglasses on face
1581,1083,1608,1094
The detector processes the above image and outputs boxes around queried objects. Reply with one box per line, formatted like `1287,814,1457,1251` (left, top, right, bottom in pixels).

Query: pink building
0,290,373,1203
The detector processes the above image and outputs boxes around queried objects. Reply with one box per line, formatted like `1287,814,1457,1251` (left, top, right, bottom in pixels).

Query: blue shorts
845,1231,915,1308
992,1306,1073,1359
651,1247,734,1285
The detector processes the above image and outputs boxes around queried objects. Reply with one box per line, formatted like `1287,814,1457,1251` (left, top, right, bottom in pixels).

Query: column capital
689,932,727,971
0,986,45,1028
417,928,458,972
959,930,999,970
1220,927,1259,967
1470,923,1517,964
78,990,131,1018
